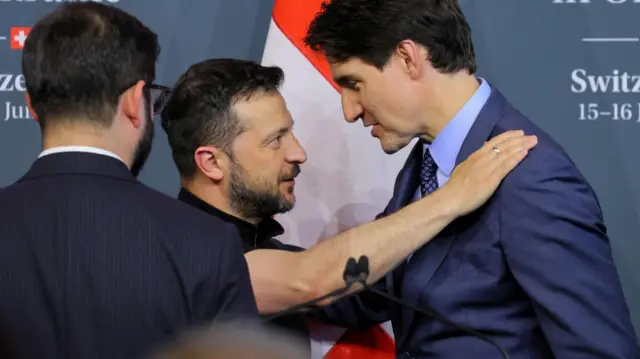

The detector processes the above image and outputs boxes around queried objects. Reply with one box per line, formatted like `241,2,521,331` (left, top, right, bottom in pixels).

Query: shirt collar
177,188,285,250
428,78,492,176
39,146,123,163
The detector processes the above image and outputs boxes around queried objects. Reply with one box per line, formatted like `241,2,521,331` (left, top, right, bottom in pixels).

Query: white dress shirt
38,146,124,163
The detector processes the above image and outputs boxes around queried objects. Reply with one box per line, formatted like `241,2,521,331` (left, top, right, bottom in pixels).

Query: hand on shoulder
441,130,538,216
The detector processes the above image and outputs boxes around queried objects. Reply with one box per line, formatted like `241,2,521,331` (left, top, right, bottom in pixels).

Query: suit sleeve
194,225,259,323
501,146,639,358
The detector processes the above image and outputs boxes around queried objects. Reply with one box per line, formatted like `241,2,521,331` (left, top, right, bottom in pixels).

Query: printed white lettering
571,69,640,93
0,74,26,92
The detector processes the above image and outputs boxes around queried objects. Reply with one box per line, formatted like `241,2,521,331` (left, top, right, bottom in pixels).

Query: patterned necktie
420,148,439,196
404,149,439,266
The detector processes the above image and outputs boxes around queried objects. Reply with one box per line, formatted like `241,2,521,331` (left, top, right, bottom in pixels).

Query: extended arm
502,146,639,358
247,130,537,314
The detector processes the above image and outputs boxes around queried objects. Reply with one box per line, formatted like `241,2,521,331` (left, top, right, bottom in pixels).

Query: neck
419,73,480,142
182,177,260,225
42,124,132,167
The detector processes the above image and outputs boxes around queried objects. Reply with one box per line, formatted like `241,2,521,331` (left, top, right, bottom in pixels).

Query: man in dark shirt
160,59,536,347
177,190,309,339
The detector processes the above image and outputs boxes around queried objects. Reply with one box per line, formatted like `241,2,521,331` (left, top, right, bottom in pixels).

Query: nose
285,134,307,164
341,90,363,124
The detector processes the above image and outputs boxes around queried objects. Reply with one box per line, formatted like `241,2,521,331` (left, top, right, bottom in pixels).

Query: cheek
359,89,384,119
256,152,287,181
361,93,400,128
363,80,404,113
383,88,420,126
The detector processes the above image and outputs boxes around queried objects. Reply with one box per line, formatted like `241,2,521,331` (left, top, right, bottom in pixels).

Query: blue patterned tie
404,149,438,266
420,149,439,196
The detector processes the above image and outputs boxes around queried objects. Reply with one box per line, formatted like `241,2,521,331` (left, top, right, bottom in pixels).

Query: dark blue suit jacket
321,88,639,358
0,152,258,359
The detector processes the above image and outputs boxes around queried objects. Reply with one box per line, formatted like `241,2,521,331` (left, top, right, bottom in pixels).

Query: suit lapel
456,87,508,164
378,141,422,338
385,141,423,215
397,225,456,346
395,86,509,347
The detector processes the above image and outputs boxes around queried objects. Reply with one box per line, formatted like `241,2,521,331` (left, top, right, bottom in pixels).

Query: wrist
428,185,464,221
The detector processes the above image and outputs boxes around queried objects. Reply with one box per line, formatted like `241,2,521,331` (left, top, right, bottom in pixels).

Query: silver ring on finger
492,145,500,155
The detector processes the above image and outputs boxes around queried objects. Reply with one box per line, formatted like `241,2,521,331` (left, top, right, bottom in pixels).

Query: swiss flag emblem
10,27,31,50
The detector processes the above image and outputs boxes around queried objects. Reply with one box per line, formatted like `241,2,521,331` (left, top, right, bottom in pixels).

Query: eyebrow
263,125,291,145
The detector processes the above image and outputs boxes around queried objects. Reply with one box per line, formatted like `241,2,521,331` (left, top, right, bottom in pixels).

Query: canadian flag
261,0,412,358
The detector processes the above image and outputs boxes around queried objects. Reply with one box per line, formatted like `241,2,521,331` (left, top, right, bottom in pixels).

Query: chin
379,138,410,155
279,197,296,214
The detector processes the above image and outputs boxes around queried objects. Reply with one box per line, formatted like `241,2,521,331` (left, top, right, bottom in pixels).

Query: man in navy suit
304,0,639,358
0,3,257,359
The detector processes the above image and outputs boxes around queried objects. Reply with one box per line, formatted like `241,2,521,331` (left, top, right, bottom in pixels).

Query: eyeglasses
145,83,172,115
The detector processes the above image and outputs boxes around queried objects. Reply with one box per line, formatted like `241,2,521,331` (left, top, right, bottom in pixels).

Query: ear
395,40,425,80
121,80,146,129
25,93,39,121
194,145,227,181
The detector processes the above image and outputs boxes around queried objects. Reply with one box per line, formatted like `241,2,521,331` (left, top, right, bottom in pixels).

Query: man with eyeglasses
0,3,258,359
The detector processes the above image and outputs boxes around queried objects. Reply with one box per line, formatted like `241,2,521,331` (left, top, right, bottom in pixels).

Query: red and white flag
10,27,30,50
261,0,413,357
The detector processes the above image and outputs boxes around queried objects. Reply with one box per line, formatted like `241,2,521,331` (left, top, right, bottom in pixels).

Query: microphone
353,256,510,359
262,257,365,322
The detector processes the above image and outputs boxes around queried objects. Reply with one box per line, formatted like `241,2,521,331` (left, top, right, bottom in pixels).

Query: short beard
228,157,296,221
